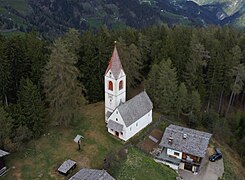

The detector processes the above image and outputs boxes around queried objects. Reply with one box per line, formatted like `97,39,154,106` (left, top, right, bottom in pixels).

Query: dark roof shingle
159,124,212,157
118,91,153,127
69,169,115,180
107,120,124,132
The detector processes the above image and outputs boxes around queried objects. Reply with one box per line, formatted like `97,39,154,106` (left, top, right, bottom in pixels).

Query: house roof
105,43,123,80
106,111,112,118
159,124,212,157
107,120,124,132
69,168,115,180
118,91,153,127
0,149,10,157
58,159,76,174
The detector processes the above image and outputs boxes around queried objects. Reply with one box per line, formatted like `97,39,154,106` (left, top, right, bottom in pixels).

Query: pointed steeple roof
105,41,123,79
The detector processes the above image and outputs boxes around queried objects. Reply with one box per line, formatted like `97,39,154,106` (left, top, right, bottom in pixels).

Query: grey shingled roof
118,91,153,127
107,120,124,132
58,159,76,174
106,111,112,118
159,124,212,157
69,168,115,180
0,149,9,157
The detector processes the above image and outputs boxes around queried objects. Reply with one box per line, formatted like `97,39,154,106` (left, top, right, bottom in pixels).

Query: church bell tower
104,42,126,122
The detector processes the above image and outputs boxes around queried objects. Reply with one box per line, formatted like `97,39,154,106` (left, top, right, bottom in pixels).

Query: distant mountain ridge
0,0,244,39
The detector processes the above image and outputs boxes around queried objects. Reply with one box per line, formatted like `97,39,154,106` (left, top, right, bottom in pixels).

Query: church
104,42,153,141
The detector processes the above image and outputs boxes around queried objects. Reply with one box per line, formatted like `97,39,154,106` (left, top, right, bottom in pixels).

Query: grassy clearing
4,102,122,179
3,102,176,180
112,147,177,180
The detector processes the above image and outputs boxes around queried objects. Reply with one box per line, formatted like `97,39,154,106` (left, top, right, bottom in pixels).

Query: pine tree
226,63,245,116
188,90,201,127
43,29,85,126
17,78,46,137
176,83,188,119
0,106,12,147
146,59,178,114
117,37,142,88
146,64,160,107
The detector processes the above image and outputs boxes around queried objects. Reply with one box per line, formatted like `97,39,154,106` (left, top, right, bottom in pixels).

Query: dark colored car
209,148,222,162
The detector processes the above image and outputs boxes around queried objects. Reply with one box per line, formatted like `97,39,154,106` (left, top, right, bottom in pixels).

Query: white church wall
124,110,152,141
107,110,127,140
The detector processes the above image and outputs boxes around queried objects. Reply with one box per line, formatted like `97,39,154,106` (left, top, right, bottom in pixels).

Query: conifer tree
117,37,142,88
176,83,188,119
43,29,85,126
0,106,12,147
17,78,46,137
146,59,178,114
188,90,201,127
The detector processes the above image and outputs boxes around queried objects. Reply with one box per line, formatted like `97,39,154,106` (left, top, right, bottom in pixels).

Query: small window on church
119,80,123,90
116,118,118,121
108,81,113,91
121,132,123,135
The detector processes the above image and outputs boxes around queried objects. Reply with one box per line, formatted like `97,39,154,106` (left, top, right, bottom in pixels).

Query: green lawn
4,102,122,179
112,147,177,180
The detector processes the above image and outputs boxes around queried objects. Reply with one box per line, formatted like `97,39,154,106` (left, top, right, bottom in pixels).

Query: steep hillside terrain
0,0,244,38
191,0,245,26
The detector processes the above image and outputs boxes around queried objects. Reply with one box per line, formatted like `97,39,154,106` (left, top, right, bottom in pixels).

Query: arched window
119,80,123,90
108,81,113,91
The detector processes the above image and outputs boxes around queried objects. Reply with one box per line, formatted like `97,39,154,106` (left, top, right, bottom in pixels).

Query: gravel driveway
179,154,224,180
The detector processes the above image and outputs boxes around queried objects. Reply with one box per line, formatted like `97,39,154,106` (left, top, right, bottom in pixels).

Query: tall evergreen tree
146,59,178,114
17,78,46,137
117,37,142,88
188,90,201,127
43,29,85,126
176,83,188,119
0,106,12,148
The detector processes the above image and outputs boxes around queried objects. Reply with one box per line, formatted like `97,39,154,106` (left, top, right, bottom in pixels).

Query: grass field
3,102,176,180
112,147,176,180
4,102,122,179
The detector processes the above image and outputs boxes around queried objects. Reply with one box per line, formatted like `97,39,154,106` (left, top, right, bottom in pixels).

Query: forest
0,25,245,169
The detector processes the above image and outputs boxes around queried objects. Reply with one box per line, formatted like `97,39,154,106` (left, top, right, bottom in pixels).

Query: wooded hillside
0,25,245,178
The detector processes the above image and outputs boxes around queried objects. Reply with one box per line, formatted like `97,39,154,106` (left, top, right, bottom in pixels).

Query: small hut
0,149,10,176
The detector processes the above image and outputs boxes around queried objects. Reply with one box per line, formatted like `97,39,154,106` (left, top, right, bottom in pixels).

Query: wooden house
155,124,212,173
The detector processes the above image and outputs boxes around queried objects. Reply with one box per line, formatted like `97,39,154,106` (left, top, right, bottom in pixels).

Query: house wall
124,110,152,141
105,70,126,122
167,148,182,159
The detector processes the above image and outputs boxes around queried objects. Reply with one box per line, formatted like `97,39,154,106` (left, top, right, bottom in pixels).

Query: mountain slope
0,0,243,39
191,0,245,26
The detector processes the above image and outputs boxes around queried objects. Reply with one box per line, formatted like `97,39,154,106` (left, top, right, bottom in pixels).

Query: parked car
209,147,222,162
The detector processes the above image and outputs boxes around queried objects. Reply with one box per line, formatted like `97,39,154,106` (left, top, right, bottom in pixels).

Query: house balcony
155,148,181,166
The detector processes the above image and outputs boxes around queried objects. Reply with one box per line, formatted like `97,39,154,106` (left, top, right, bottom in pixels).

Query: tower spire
105,41,122,79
